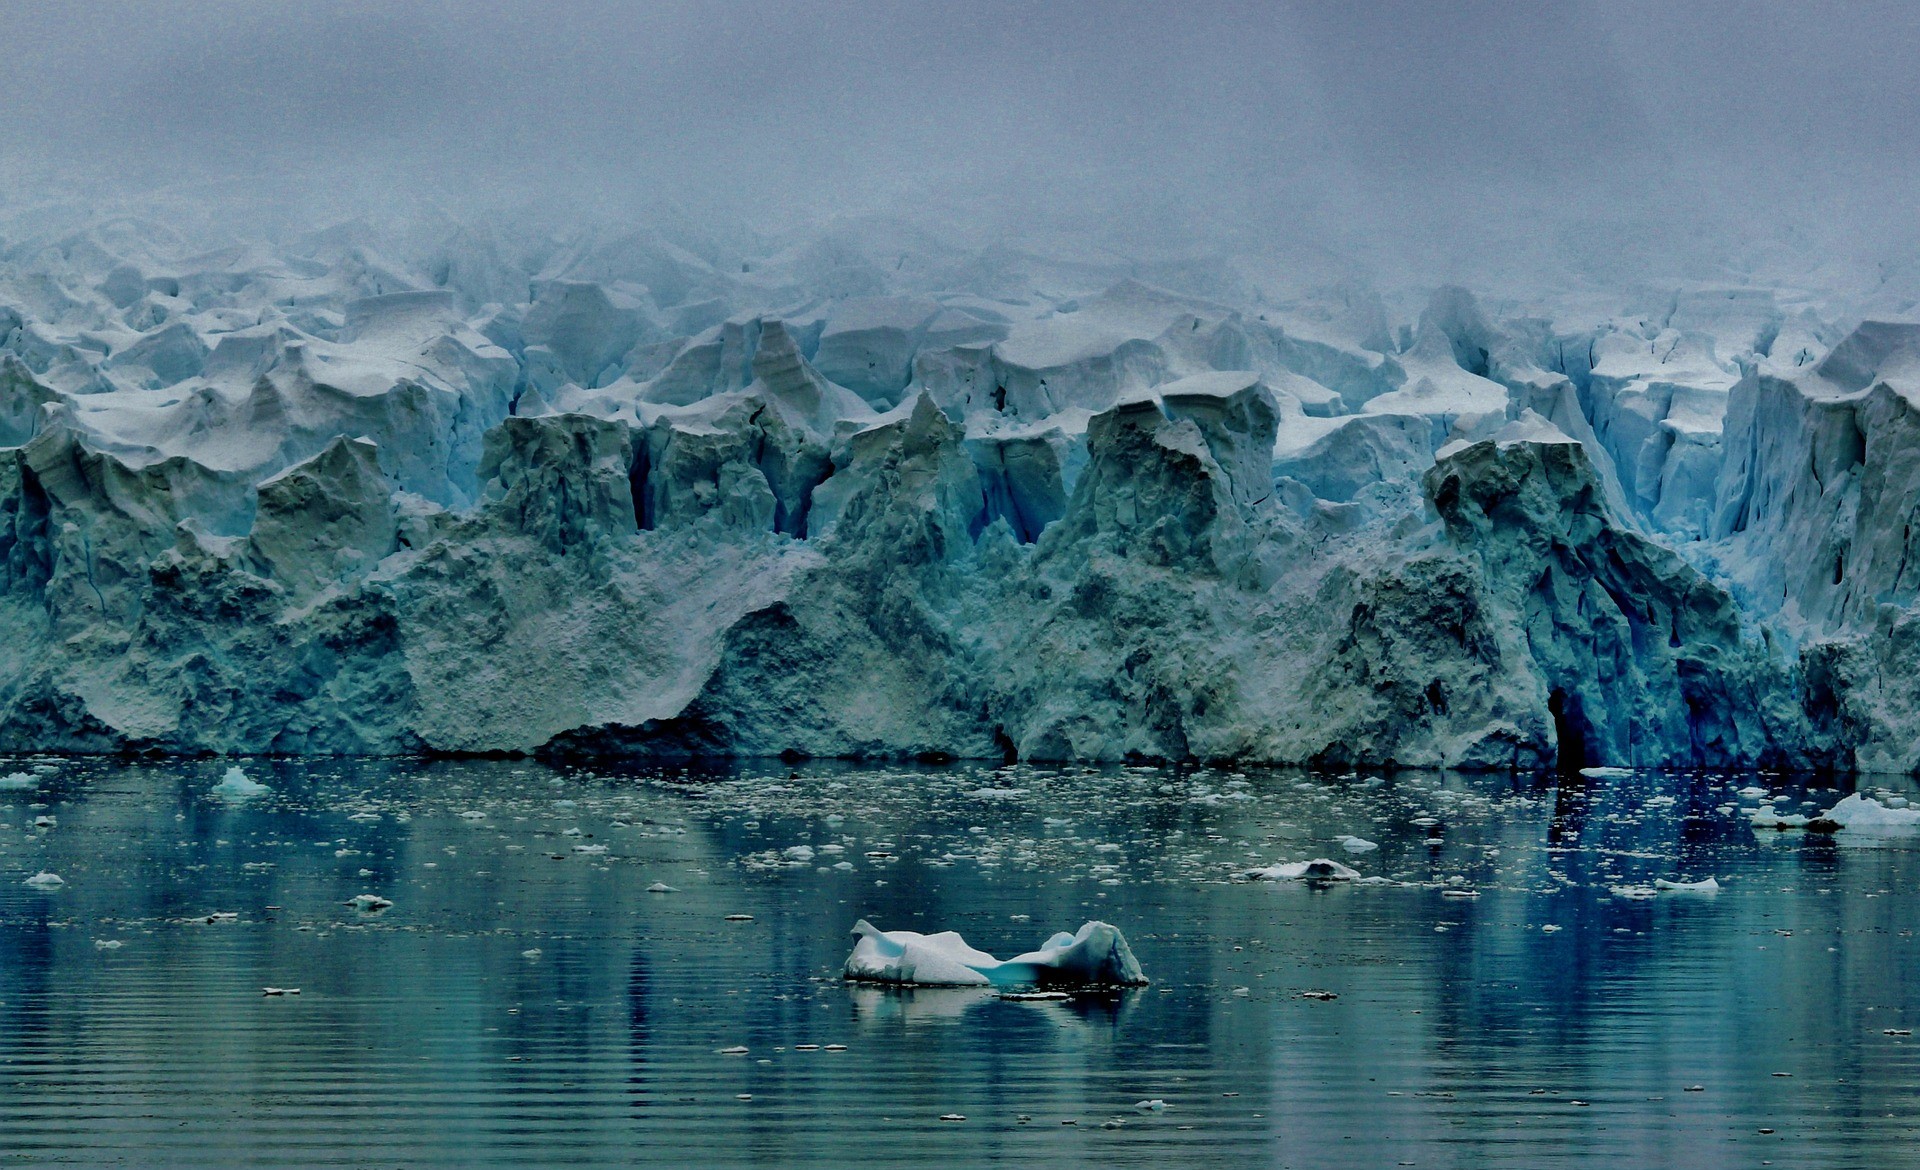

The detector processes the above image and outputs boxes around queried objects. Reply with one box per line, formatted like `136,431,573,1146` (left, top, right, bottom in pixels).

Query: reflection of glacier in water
2,757,1920,1167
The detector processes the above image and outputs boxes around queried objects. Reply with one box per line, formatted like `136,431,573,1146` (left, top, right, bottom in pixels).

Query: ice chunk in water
1815,793,1920,834
1241,858,1361,881
211,767,270,799
1655,877,1720,892
0,772,36,790
24,871,64,889
844,919,1148,987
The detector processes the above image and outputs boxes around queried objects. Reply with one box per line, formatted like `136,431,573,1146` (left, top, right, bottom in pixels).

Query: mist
5,0,1920,290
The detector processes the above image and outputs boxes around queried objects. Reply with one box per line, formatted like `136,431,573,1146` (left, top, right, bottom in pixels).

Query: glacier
0,210,1918,773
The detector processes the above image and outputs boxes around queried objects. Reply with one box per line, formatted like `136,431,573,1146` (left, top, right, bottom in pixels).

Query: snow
843,918,1148,987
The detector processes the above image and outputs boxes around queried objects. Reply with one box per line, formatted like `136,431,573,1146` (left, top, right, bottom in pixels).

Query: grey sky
6,1,1917,277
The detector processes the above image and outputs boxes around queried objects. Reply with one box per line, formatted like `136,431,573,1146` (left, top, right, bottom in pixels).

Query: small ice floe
345,893,393,913
1135,1099,1167,1112
1336,835,1378,854
717,1046,749,1055
844,919,1148,987
1297,990,1338,1001
1809,793,1920,835
261,987,300,996
32,815,56,829
1737,786,1770,798
1655,877,1721,893
1749,805,1809,829
1240,858,1360,882
1540,924,1562,933
459,810,487,820
724,914,754,922
0,771,37,790
646,882,678,894
521,948,542,960
1579,766,1636,779
783,845,815,862
23,871,64,890
1609,884,1658,900
211,766,270,800
966,787,1028,800
573,844,608,855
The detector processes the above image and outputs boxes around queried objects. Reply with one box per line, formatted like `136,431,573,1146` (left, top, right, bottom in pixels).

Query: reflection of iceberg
847,984,995,1023
844,919,1147,987
1815,794,1920,835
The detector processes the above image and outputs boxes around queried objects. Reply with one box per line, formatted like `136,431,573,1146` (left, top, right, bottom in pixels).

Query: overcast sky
6,0,1918,278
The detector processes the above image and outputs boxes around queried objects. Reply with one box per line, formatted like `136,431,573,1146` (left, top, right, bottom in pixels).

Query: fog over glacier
4,0,1920,770
11,0,1920,281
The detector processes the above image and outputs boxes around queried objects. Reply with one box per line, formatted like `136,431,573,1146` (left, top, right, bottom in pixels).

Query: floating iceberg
1814,794,1920,834
1655,877,1720,892
1749,806,1809,829
0,772,36,790
24,871,64,889
1579,766,1636,779
1241,858,1361,882
844,919,1147,987
1336,835,1379,854
211,767,270,800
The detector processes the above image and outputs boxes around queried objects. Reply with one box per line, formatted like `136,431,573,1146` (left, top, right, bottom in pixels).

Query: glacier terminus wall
2,215,1918,773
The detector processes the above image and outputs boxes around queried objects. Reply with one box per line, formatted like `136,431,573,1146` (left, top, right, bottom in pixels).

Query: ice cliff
0,213,1915,772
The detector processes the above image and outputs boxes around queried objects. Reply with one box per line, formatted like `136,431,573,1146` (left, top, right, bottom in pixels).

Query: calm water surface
2,759,1919,1168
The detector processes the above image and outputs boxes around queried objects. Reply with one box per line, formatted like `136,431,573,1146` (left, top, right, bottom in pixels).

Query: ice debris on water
1240,858,1361,882
1578,766,1637,779
844,919,1148,987
346,893,394,913
211,766,270,800
1337,835,1378,854
646,882,678,893
24,871,64,889
0,772,37,789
